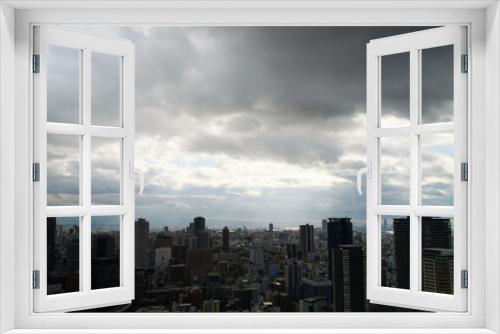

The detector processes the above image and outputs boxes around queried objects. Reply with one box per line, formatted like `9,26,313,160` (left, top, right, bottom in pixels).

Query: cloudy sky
46,26,454,229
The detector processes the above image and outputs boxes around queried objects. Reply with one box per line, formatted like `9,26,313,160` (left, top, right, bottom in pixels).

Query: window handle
356,162,371,195
130,162,144,195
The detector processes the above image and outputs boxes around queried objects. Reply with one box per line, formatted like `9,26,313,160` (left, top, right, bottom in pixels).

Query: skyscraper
285,260,299,299
222,226,229,252
332,245,365,312
299,224,315,255
193,216,206,235
422,248,454,294
421,217,453,294
47,217,57,272
197,231,210,249
135,218,150,269
422,217,452,249
326,218,353,280
394,217,410,289
269,223,274,233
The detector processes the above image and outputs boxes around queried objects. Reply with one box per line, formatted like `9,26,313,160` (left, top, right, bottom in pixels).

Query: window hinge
32,54,40,73
461,269,468,289
32,163,40,182
461,162,468,182
461,54,468,73
32,270,40,289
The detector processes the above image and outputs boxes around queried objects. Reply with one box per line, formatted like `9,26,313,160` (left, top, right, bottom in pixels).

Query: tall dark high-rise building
422,217,452,249
394,217,410,289
285,260,299,299
47,217,57,272
91,233,119,290
92,234,115,258
422,248,454,294
286,243,298,259
222,226,229,252
421,217,453,294
299,224,315,255
197,231,210,249
326,218,353,280
332,245,365,312
135,218,150,269
269,223,273,233
193,216,206,235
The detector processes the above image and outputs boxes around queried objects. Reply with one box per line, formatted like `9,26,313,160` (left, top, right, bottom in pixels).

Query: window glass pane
421,133,454,206
421,217,454,294
47,217,80,295
47,45,80,124
91,137,121,205
380,215,410,289
380,136,410,205
91,216,120,290
421,45,454,124
92,52,121,127
47,134,80,206
380,52,410,128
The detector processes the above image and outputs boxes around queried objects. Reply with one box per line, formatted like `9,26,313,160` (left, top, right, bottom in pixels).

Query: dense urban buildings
46,215,452,312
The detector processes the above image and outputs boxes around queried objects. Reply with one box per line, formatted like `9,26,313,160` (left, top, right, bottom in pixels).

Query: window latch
130,162,144,195
32,163,40,182
356,162,371,195
461,54,468,73
32,270,40,289
461,162,468,182
32,54,40,73
461,269,468,289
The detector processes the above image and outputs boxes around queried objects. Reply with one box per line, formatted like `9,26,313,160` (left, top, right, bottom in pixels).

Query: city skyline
47,214,453,312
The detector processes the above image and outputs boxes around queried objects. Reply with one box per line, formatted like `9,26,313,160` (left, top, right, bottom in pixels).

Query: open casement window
33,26,136,312
365,26,467,312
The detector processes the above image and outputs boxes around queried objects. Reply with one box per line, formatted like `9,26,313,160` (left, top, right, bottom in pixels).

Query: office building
326,218,353,280
422,248,454,294
299,224,315,255
394,217,410,289
135,218,150,269
222,226,229,252
332,245,365,312
193,216,206,235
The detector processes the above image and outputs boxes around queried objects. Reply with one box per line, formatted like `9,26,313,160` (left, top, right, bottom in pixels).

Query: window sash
366,26,468,312
32,26,136,312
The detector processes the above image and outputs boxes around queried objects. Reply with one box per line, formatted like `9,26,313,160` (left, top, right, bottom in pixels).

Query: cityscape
47,215,454,312
43,26,455,312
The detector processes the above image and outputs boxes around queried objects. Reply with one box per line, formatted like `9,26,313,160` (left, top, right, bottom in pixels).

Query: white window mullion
409,49,420,293
81,47,92,294
366,44,379,298
121,44,135,294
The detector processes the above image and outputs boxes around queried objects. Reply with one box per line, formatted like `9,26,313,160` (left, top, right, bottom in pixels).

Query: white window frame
1,1,499,333
32,26,136,312
365,26,468,312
